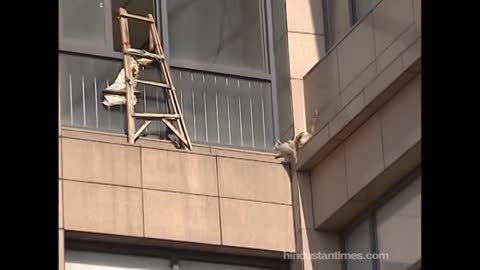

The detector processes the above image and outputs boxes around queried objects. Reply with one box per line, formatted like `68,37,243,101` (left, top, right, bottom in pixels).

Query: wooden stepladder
118,8,192,150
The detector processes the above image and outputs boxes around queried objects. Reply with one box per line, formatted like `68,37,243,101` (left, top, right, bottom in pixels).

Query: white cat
274,109,319,162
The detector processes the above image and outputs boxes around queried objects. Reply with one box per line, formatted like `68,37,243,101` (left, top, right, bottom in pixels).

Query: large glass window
376,176,421,270
351,0,381,24
167,0,267,75
66,250,171,270
59,0,109,49
59,0,278,150
344,220,374,270
65,248,284,270
342,173,421,270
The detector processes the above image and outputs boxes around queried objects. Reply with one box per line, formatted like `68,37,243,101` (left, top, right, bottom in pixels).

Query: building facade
59,0,421,270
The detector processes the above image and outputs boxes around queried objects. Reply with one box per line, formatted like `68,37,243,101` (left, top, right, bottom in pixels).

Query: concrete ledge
61,127,282,164
65,231,291,259
317,141,421,231
297,53,420,171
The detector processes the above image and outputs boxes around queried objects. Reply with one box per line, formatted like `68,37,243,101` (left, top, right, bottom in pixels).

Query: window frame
65,237,289,270
340,166,422,270
58,0,281,145
350,0,383,26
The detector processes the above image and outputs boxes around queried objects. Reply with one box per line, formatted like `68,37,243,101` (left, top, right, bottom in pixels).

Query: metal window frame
340,166,422,270
65,238,289,270
350,0,359,25
59,0,281,145
322,0,333,51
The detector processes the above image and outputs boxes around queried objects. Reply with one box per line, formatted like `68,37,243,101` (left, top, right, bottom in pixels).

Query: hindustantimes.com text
284,252,390,260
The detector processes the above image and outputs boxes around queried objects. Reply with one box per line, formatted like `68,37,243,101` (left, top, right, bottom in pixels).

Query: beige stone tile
290,79,307,134
373,0,415,57
286,0,325,34
380,75,421,166
376,25,419,72
59,229,64,270
365,55,404,105
311,145,348,226
341,61,377,106
142,148,218,196
288,33,326,79
316,95,343,132
62,138,141,187
139,138,212,155
402,38,421,70
143,190,221,245
337,15,375,89
63,181,143,236
329,93,366,139
345,113,385,197
220,198,295,252
61,128,128,145
59,180,63,229
59,138,62,178
319,199,370,230
210,146,280,164
218,157,291,204
297,126,331,167
304,50,341,129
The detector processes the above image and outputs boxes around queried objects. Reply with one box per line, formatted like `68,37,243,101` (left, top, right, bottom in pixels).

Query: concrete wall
58,128,295,261
284,0,421,269
301,0,421,150
310,75,421,230
285,0,327,136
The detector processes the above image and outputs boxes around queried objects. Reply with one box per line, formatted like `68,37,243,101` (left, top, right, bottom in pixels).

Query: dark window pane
167,0,267,74
178,260,271,270
111,0,156,52
65,250,171,270
60,0,108,49
59,54,274,150
59,53,125,134
377,176,421,270
352,0,381,23
170,68,274,150
345,219,374,270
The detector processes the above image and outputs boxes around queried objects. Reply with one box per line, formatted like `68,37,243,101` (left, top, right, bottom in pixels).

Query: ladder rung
103,89,141,94
136,80,171,88
119,13,154,23
134,113,181,119
126,48,164,60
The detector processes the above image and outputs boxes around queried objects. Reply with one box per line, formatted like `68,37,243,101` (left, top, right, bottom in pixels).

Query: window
64,245,286,270
344,220,374,270
342,173,421,270
323,0,357,51
167,0,268,76
112,0,156,52
59,0,279,151
351,0,381,24
376,177,421,270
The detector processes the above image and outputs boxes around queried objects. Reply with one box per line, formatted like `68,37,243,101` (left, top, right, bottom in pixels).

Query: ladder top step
119,13,154,23
126,48,164,60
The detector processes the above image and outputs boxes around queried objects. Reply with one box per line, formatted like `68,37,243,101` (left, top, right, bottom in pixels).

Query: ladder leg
119,9,136,144
149,20,192,149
